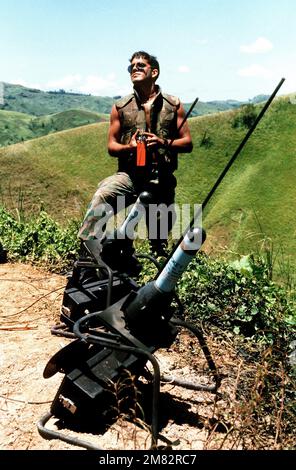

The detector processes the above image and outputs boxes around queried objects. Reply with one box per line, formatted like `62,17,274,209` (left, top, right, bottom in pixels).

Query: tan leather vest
115,89,180,178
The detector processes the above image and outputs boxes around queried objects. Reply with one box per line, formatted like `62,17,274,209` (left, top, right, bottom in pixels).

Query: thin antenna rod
164,77,285,265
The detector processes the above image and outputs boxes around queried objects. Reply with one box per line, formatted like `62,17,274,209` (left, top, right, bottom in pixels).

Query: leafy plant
232,103,257,129
0,206,80,271
176,252,296,346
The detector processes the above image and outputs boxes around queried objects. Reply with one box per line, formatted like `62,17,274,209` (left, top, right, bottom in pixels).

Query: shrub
0,206,80,271
232,104,257,129
177,252,296,347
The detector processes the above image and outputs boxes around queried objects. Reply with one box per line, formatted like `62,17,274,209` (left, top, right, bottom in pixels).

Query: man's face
128,57,158,85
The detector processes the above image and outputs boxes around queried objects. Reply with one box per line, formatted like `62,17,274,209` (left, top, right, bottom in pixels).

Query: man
78,51,193,256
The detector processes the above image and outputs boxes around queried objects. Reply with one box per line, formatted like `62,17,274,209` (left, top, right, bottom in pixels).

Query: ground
0,262,238,451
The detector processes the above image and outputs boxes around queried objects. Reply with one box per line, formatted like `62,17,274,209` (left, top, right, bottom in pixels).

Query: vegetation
1,83,115,116
0,122,115,220
1,82,267,120
0,108,108,147
0,204,295,449
176,95,296,278
0,205,80,271
0,87,295,449
1,202,295,344
136,241,296,450
1,94,295,277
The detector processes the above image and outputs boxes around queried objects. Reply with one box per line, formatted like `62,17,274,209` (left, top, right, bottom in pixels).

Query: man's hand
143,132,167,149
130,129,140,149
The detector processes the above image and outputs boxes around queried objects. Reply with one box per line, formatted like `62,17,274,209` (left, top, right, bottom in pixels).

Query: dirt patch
0,262,236,450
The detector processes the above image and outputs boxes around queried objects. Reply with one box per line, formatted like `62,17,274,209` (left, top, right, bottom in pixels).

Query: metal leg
37,411,103,450
160,317,221,393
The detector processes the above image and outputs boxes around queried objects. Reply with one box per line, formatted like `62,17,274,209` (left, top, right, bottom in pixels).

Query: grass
175,96,296,278
1,82,263,120
0,94,295,277
0,110,33,146
1,82,115,116
0,108,108,147
0,122,114,220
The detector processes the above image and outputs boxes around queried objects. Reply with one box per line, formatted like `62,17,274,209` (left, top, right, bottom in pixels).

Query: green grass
174,96,296,279
0,110,33,146
0,121,114,221
1,82,266,120
0,108,108,147
0,95,295,277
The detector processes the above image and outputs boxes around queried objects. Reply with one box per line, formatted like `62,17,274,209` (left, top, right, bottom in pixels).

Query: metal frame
38,307,220,450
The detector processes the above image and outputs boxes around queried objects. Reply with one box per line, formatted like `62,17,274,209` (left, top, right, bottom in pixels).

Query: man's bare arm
107,105,138,157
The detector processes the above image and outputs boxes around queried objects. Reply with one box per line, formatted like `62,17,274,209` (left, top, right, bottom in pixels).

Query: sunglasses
127,62,148,74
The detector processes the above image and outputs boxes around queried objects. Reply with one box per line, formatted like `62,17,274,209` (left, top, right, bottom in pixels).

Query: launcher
37,79,284,449
38,191,219,449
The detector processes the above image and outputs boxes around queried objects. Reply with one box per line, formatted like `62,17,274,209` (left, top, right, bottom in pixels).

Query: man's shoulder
162,93,180,109
115,94,134,109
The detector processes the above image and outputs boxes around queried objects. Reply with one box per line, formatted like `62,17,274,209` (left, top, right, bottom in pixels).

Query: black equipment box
50,341,146,425
61,275,138,327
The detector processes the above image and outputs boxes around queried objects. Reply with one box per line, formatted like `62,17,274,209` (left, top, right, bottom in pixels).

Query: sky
0,0,295,102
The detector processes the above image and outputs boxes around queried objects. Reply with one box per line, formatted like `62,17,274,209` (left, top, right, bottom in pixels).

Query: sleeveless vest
115,89,180,178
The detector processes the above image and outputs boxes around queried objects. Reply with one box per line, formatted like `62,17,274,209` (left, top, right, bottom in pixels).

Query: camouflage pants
78,171,176,242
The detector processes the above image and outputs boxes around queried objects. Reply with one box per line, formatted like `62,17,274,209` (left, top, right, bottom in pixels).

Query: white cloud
178,65,190,73
78,75,112,94
237,64,273,79
10,78,28,87
240,37,273,54
10,79,43,90
46,74,82,90
43,73,119,96
5,73,128,97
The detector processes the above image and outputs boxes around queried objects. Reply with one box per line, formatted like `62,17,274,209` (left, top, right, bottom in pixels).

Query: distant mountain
0,83,116,116
250,94,269,104
185,96,269,117
0,82,270,147
1,82,269,118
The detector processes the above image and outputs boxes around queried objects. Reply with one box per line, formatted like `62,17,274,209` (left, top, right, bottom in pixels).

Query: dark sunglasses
127,62,147,74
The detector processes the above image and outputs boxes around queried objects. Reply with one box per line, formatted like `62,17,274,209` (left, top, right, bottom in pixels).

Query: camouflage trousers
78,171,176,242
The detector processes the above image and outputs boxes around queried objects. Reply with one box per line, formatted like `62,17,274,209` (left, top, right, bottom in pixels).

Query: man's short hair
129,51,160,76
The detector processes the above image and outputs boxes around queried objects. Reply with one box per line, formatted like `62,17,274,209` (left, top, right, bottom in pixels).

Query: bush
0,206,80,271
177,252,296,347
232,104,257,129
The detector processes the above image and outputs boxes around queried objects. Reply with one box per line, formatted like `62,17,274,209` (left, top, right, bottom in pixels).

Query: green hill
1,82,268,119
184,96,269,117
0,94,295,277
0,108,108,147
0,110,34,147
176,95,296,277
1,83,115,116
0,122,113,219
0,82,271,150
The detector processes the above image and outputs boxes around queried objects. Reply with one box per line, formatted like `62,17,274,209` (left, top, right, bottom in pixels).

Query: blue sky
1,0,295,102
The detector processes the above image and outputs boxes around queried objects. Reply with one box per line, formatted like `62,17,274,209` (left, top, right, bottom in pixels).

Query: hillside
0,95,295,276
185,95,268,117
0,108,108,147
1,83,115,116
0,121,113,219
1,82,268,119
176,95,296,277
0,110,33,147
0,82,270,149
